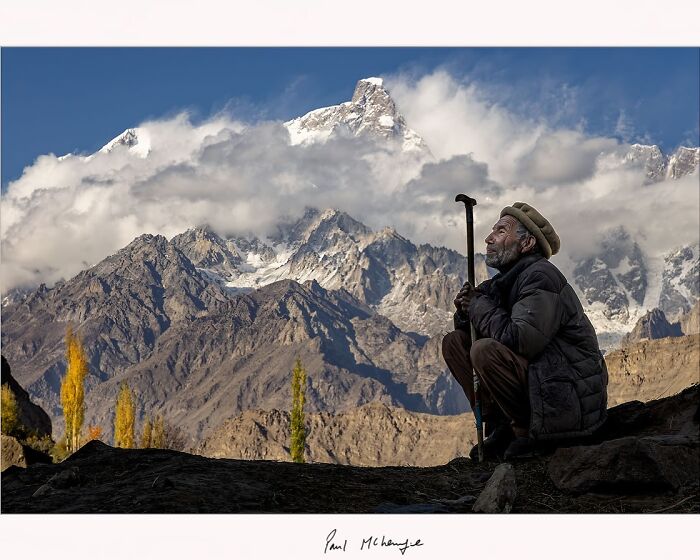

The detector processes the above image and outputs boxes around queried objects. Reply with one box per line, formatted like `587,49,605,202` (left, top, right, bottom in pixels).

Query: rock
548,435,700,494
47,467,80,489
151,475,174,490
1,434,52,472
472,463,517,513
32,484,53,498
1,356,52,438
2,435,27,471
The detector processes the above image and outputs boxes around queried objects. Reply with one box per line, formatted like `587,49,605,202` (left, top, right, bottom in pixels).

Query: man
442,202,608,460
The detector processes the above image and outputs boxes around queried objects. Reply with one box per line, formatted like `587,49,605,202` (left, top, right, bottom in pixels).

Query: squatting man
442,202,608,460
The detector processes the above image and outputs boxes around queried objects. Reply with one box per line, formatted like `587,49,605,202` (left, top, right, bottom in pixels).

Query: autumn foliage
114,382,136,448
290,358,307,463
60,325,88,453
1,384,21,436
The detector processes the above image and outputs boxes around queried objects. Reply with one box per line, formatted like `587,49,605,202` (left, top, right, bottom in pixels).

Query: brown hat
500,202,560,259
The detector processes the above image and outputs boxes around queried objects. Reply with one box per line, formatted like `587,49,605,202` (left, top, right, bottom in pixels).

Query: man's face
484,215,524,269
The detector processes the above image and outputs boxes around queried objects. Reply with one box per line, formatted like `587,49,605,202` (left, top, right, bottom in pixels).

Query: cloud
1,70,698,293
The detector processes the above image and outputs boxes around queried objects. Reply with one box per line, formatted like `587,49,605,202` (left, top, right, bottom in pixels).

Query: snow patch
361,77,384,86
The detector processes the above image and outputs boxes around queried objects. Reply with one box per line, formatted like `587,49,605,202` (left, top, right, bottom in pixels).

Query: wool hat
500,202,560,259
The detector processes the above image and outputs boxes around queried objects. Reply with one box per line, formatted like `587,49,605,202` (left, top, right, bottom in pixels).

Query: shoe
503,436,537,460
469,422,514,461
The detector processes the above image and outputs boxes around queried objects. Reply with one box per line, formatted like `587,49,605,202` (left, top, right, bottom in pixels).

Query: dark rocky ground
2,385,698,514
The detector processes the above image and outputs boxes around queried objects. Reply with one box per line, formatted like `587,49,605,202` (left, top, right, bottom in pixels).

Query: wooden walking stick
455,194,484,462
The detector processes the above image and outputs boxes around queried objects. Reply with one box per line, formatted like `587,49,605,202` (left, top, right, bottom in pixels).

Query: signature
325,529,424,556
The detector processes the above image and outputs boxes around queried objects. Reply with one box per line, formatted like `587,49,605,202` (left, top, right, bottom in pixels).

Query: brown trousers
441,330,530,432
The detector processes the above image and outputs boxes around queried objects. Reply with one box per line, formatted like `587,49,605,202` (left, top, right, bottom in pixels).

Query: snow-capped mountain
624,143,699,182
14,77,700,349
171,208,490,337
284,77,430,154
98,127,151,157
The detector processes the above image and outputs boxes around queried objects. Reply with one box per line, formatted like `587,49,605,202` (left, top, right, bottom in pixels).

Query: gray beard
484,243,520,270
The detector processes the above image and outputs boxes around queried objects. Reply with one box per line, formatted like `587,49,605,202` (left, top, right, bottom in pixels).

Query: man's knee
470,338,503,371
441,329,469,360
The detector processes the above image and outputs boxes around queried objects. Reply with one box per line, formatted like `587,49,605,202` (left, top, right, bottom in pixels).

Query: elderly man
442,202,608,460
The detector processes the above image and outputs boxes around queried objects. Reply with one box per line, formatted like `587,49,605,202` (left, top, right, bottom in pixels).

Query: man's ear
521,235,537,254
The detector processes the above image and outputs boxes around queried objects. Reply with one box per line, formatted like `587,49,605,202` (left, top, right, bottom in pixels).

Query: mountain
0,234,231,421
96,127,151,158
620,308,682,345
571,231,699,347
284,77,429,154
172,207,490,337
1,231,470,443
624,143,699,182
37,77,698,347
197,402,475,467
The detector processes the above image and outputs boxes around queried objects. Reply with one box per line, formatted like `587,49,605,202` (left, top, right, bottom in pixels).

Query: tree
113,382,135,448
290,358,307,463
1,384,21,437
60,325,88,453
151,414,165,448
140,417,152,449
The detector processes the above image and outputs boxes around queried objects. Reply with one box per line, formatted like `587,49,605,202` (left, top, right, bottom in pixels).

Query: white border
0,0,699,46
1,1,698,559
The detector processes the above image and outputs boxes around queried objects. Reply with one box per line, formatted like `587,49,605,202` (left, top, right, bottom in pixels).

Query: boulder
548,434,700,494
472,463,517,513
1,434,52,472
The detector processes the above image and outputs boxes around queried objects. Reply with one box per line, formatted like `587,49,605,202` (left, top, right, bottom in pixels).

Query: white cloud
1,71,698,293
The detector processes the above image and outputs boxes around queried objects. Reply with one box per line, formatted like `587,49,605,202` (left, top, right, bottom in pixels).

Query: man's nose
485,232,494,244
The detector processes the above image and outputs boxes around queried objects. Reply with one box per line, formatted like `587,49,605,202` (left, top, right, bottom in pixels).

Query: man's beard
484,242,520,269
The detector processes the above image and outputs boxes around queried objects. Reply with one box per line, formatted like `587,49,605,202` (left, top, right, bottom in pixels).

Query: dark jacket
455,253,608,441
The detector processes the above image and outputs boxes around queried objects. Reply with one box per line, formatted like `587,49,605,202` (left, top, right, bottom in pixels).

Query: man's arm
467,272,564,360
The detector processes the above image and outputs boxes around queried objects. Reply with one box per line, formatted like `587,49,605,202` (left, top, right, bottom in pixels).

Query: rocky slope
197,403,475,467
1,356,52,438
605,334,700,406
3,385,697,513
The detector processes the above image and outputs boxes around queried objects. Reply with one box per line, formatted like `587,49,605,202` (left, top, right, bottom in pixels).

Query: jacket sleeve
453,310,471,332
467,271,564,360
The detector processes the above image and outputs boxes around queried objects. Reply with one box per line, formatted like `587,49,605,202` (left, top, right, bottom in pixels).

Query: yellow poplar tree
114,382,135,448
60,325,88,453
140,417,152,449
151,414,165,448
290,358,307,463
1,384,21,436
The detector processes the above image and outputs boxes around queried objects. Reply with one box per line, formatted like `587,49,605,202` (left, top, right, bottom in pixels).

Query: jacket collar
491,253,544,293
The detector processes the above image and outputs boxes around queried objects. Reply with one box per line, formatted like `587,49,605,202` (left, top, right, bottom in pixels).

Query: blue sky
1,47,698,188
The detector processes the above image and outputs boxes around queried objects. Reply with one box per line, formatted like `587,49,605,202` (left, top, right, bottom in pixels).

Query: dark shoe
503,437,537,460
469,422,514,461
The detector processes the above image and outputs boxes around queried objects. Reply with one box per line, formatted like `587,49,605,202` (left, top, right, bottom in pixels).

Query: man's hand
454,281,476,315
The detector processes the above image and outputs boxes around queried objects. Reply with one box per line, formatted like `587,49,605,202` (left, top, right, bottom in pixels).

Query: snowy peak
625,144,699,182
284,78,429,153
99,127,151,158
666,146,700,179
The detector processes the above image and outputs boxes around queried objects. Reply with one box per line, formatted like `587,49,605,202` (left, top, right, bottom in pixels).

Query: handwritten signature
325,529,424,556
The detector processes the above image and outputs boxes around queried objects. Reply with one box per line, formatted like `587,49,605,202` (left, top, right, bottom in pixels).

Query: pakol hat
500,202,560,259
